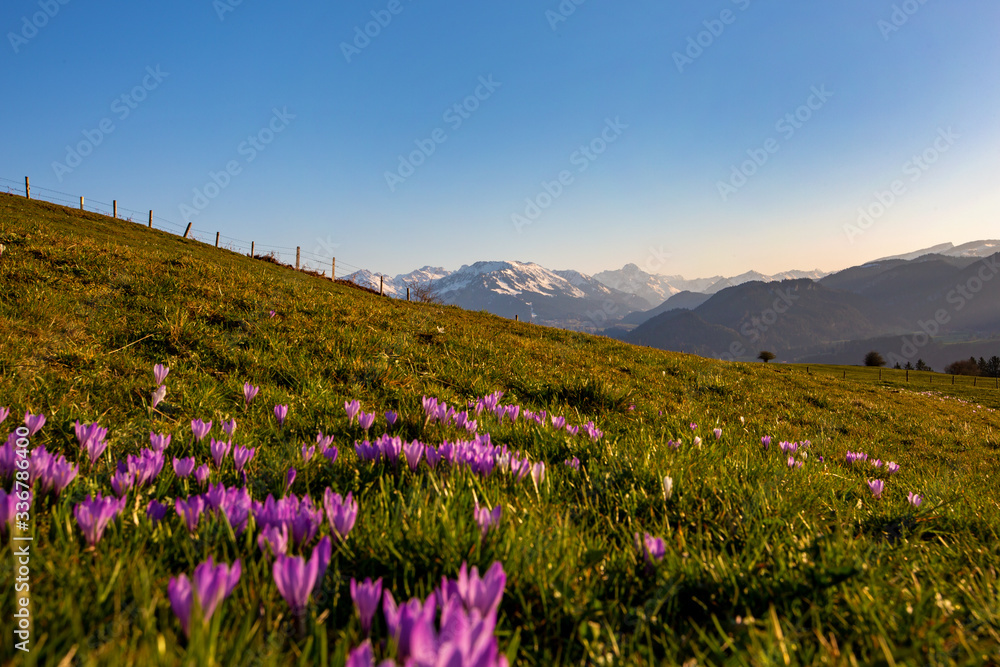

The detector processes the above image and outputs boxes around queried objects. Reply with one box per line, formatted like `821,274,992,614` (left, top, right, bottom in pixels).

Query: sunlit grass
1,193,999,665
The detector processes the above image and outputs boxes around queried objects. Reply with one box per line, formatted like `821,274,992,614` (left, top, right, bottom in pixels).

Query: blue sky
4,0,998,280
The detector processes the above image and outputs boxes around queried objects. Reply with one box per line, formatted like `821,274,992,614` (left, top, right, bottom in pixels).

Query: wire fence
1,175,385,287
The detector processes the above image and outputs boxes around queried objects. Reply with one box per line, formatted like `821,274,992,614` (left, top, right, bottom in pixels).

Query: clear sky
4,0,998,280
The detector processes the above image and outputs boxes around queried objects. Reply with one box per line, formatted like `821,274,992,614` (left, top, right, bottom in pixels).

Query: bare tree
405,281,442,304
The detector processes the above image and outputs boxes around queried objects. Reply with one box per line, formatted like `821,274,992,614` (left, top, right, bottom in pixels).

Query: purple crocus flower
274,404,288,427
154,364,170,385
871,459,883,469
564,456,580,470
151,385,167,410
384,411,398,427
168,557,241,638
689,422,697,431
344,400,361,424
358,411,375,432
284,468,296,494
210,438,232,468
402,440,424,471
0,488,25,535
110,468,133,497
323,445,339,464
233,445,255,472
221,419,236,438
203,482,227,512
382,591,437,664
350,577,383,635
0,407,8,425
273,536,332,616
635,532,666,565
257,524,290,557
176,496,206,532
75,421,109,465
886,461,900,474
530,462,545,492
473,501,502,538
191,419,212,442
438,561,507,617
301,444,315,463
907,492,922,507
868,479,885,499
24,411,46,437
147,499,168,524
713,428,722,440
243,382,259,406
550,415,566,430
195,464,211,486
324,488,358,540
761,436,772,450
316,431,335,451
346,642,375,667
173,457,196,478
149,431,171,453
268,309,276,318
74,493,127,548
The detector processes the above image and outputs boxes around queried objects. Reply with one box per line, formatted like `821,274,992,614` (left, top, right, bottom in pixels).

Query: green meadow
1,192,999,666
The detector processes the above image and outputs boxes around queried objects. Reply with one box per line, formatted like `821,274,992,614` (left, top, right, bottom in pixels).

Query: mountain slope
3,193,1000,664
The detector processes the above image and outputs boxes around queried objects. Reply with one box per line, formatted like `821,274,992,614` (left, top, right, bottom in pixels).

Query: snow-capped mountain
591,264,698,306
703,269,828,294
343,269,405,298
593,264,827,301
427,261,649,330
395,266,451,284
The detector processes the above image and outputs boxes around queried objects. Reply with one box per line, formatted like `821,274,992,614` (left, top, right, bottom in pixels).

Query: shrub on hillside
945,358,981,376
864,351,885,367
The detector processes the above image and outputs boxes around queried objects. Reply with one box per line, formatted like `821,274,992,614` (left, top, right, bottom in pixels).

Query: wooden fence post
379,275,384,296
906,370,909,382
250,241,254,257
515,314,519,322
24,177,30,199
331,257,335,279
80,196,84,210
879,368,882,381
148,210,153,228
407,287,410,301
843,371,846,380
113,200,117,218
215,232,220,248
183,223,192,239
296,247,300,270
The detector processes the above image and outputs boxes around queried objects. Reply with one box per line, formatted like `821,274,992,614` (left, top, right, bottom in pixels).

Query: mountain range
344,240,1000,367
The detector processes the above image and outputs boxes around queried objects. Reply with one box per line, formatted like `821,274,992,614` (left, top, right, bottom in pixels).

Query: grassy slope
1,192,999,666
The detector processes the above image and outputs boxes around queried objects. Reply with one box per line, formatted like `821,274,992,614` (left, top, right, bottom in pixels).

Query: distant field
1,192,999,666
784,363,1000,411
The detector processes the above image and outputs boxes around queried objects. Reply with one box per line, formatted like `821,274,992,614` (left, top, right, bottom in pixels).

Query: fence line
2,175,382,285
